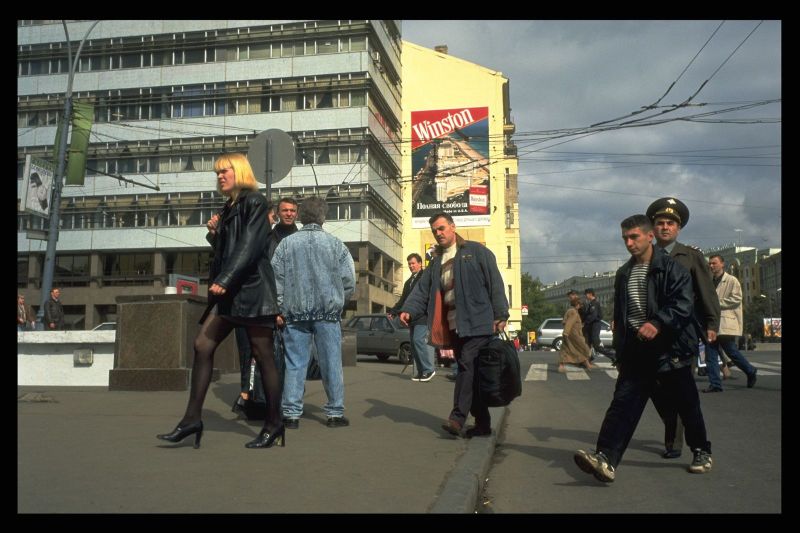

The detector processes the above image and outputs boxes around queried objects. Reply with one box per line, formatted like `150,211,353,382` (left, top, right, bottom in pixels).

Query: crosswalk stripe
525,363,548,381
522,362,780,381
751,361,782,369
593,361,619,379
565,366,590,380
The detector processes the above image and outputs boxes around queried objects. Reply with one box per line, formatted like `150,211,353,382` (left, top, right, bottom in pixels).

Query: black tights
180,316,281,431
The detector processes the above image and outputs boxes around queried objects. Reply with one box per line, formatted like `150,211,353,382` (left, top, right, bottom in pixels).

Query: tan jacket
715,272,743,336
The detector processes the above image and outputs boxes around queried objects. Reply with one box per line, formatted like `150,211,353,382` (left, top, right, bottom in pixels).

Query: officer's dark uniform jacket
206,189,279,318
613,245,699,372
668,241,720,341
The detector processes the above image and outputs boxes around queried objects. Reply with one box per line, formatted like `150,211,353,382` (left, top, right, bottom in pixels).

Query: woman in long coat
558,297,593,372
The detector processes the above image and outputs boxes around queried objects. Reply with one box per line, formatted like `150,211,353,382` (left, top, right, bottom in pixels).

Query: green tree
743,296,772,341
520,272,560,343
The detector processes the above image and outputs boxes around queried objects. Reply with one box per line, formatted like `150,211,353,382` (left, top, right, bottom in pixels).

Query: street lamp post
36,20,99,328
759,294,773,338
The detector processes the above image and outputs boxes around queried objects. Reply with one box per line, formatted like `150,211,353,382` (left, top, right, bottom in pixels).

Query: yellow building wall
400,41,522,333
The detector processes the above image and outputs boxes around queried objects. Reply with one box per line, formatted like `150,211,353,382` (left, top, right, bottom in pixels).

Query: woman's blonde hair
214,153,258,201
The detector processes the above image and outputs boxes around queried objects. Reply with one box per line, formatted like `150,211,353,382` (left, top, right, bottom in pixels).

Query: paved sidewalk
18,361,505,514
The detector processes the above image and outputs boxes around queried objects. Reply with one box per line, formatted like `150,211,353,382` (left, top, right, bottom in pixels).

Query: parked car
91,322,117,331
343,314,412,364
535,317,612,351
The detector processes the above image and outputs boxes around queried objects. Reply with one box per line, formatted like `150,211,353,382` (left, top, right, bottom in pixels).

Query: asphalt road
478,349,782,514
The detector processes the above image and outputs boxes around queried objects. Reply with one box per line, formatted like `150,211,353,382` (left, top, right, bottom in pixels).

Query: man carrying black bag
400,213,509,439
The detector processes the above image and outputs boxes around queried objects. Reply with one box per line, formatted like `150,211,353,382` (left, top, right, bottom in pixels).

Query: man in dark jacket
574,214,712,482
582,288,614,359
400,213,509,438
646,197,720,459
44,288,65,330
388,253,436,381
232,197,299,417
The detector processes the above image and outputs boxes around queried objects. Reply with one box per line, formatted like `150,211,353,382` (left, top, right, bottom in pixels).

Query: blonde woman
157,153,284,449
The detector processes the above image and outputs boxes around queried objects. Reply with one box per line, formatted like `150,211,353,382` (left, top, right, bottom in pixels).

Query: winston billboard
410,106,491,228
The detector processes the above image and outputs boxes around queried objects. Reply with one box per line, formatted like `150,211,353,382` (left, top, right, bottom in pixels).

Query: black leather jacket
207,189,279,318
613,245,699,372
668,241,720,339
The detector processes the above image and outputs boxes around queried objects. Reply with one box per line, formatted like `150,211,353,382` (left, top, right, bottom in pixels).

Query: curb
429,405,507,513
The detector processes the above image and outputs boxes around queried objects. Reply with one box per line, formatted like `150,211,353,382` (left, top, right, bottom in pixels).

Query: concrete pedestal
341,329,357,367
109,295,237,391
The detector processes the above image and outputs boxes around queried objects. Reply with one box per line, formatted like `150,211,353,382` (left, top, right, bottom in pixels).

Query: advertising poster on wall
410,107,490,228
763,318,782,338
20,155,55,218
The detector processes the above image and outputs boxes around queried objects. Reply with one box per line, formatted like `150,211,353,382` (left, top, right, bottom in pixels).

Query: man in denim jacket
271,196,355,429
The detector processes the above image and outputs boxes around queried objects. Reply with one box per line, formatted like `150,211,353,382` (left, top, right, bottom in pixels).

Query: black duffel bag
477,332,522,407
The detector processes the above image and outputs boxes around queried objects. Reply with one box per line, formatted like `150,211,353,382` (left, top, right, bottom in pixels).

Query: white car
535,317,612,351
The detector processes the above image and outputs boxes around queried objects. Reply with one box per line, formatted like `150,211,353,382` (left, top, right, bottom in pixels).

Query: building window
18,257,29,289
103,253,153,277
166,251,211,277
507,246,512,268
508,284,513,308
55,254,90,286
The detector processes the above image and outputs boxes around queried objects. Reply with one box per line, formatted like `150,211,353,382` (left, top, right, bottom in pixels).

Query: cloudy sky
402,20,781,284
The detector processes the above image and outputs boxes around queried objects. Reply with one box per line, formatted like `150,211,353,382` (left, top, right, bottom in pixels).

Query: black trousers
651,380,685,451
596,361,710,468
450,334,493,429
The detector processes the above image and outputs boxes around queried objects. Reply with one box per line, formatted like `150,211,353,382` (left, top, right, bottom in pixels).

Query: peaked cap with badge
646,197,690,228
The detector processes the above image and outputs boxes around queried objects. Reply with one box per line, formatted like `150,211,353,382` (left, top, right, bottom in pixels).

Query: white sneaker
419,370,436,382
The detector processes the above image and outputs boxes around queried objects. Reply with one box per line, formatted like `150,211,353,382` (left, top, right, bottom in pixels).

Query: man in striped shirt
574,214,713,482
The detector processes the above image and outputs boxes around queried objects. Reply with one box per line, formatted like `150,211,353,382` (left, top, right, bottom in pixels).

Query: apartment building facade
18,19,403,328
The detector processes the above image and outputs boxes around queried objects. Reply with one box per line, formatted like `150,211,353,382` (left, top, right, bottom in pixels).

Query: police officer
646,197,720,459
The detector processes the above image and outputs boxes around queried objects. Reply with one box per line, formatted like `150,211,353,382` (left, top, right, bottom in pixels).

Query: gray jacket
271,223,355,322
401,235,509,338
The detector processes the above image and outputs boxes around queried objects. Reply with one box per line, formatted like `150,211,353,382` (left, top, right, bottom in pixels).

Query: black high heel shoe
156,421,204,448
244,424,285,449
232,396,247,415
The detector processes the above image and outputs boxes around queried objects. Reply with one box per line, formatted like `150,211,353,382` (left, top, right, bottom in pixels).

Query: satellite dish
248,129,295,185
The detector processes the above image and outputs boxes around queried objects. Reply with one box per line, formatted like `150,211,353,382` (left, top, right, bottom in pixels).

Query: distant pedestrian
703,254,758,391
43,288,65,330
582,288,615,359
558,291,593,372
574,214,712,482
388,253,436,382
17,294,35,331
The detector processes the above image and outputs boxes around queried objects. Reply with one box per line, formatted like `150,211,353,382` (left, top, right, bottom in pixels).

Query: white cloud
403,20,781,283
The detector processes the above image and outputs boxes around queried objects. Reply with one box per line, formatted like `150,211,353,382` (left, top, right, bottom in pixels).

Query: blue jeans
411,324,435,375
281,320,344,418
705,335,756,389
